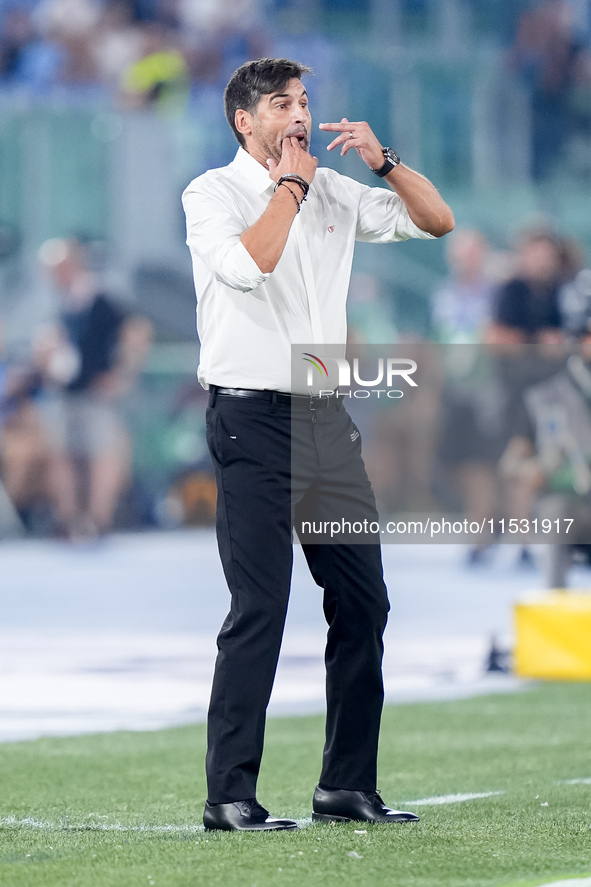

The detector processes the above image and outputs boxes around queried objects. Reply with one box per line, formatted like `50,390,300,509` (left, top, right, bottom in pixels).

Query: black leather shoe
312,785,419,824
203,799,299,831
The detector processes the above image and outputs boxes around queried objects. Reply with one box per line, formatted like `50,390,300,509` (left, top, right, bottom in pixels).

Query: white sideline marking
0,816,203,833
533,879,591,887
404,791,505,806
0,816,316,832
556,778,591,785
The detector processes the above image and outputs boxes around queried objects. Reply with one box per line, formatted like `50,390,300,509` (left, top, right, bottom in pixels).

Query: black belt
210,386,341,409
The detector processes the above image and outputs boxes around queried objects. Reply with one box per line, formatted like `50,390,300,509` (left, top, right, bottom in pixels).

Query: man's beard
253,122,310,162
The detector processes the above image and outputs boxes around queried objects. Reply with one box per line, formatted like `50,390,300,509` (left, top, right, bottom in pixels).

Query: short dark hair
224,58,313,147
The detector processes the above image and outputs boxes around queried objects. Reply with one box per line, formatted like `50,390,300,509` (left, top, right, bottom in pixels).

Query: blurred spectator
431,230,503,560
487,229,565,344
33,0,102,82
0,2,65,87
558,233,587,283
431,229,495,344
560,266,591,336
500,347,591,587
0,319,50,531
178,0,268,79
567,41,591,152
0,6,36,78
509,0,584,179
434,349,506,562
118,22,189,111
93,1,145,89
35,238,153,540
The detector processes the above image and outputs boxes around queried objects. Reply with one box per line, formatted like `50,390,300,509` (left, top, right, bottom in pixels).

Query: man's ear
235,109,253,139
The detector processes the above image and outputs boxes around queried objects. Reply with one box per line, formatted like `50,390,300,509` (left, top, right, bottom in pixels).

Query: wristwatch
372,147,401,178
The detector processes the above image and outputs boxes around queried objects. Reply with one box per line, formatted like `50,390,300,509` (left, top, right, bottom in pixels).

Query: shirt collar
231,147,275,196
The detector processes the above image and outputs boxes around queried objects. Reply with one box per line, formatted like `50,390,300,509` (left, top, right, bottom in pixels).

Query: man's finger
319,122,362,131
326,132,357,151
281,136,303,155
340,139,359,157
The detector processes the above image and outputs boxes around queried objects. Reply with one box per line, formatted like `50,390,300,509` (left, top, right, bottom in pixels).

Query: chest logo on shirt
350,429,360,442
327,225,334,233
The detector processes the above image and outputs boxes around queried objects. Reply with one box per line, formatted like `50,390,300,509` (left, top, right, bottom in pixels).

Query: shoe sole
204,824,299,832
312,812,419,824
312,812,351,823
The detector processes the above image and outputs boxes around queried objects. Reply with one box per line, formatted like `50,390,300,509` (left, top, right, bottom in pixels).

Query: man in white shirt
183,57,454,832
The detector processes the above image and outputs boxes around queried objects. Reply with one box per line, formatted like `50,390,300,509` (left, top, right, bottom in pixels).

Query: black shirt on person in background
493,278,562,339
62,294,125,393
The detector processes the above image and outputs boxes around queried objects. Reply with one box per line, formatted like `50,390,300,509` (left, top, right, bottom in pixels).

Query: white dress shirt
182,146,434,392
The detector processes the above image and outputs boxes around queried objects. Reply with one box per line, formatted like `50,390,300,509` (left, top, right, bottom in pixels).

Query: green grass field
1,683,590,887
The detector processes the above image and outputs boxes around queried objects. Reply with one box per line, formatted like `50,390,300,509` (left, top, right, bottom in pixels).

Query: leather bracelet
275,173,309,200
278,181,302,213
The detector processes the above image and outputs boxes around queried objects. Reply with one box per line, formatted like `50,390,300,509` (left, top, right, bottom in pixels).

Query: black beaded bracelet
278,181,302,212
274,173,309,200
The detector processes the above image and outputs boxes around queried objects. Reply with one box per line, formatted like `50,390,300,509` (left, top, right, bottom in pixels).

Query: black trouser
205,390,390,804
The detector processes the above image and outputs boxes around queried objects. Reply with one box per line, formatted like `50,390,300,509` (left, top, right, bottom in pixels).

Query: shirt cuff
404,215,437,241
219,240,270,292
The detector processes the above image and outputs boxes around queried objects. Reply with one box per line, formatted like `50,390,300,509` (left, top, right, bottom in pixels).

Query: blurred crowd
434,223,591,585
0,0,269,108
1,0,591,162
347,221,591,587
431,223,588,347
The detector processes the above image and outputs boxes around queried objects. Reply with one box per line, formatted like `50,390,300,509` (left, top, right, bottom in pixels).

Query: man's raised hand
241,137,318,273
319,117,385,171
267,137,318,188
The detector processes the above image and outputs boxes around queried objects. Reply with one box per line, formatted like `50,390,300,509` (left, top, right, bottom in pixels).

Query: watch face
373,147,401,176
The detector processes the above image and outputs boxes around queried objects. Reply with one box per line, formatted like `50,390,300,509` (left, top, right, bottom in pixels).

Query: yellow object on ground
514,591,591,679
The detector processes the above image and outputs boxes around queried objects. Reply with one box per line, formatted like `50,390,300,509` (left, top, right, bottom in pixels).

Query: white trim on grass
0,816,203,833
556,778,591,785
404,791,505,806
532,880,591,887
